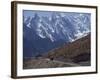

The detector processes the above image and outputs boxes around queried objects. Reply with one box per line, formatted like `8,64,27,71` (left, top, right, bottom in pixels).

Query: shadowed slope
44,34,91,64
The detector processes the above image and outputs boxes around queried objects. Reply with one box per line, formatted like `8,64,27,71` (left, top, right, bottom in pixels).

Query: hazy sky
23,10,91,18
23,10,54,17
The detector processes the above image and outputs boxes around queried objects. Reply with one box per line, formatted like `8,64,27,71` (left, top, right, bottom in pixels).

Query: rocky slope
23,34,91,69
43,34,91,65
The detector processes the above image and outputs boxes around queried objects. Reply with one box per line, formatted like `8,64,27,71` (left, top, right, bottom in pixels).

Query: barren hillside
44,34,91,64
23,34,91,69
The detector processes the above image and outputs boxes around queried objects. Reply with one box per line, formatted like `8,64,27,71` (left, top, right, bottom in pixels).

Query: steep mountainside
23,12,91,57
43,34,91,64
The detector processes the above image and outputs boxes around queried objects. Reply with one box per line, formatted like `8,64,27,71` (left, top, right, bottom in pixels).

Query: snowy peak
24,12,91,42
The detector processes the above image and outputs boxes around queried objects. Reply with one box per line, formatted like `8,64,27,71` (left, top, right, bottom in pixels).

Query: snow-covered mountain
23,12,91,57
24,12,90,42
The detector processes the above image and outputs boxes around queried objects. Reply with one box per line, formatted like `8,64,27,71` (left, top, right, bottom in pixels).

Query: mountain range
23,12,91,58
